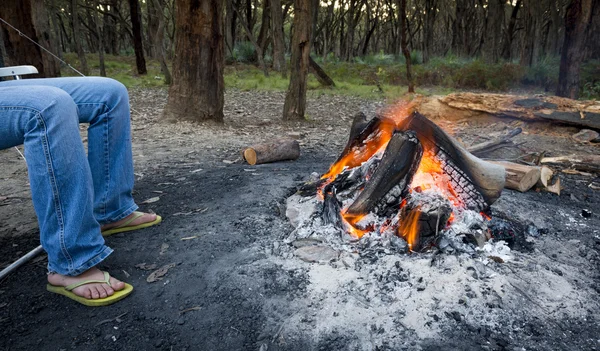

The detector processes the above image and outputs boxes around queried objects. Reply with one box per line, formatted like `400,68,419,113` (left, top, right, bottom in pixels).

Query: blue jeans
0,77,138,276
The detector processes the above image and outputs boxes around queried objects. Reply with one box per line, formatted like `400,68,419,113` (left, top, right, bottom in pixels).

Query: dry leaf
146,263,176,283
141,196,160,204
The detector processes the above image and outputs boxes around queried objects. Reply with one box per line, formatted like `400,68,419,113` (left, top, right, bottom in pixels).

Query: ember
294,102,507,252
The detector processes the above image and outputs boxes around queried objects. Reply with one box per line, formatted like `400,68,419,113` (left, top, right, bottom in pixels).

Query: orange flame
398,206,421,251
340,211,369,239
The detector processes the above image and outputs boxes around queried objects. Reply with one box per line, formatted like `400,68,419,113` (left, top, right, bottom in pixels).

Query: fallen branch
467,127,522,156
540,154,600,173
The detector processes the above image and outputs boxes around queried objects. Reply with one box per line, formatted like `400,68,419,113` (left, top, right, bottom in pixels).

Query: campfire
290,102,509,253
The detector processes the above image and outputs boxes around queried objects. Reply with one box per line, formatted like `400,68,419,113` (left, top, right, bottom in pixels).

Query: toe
109,277,126,291
90,286,101,299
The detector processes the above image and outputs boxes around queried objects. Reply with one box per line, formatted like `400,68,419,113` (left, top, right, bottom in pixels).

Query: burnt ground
1,88,600,351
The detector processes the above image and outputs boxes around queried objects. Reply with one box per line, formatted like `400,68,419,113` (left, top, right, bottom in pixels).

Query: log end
244,148,257,165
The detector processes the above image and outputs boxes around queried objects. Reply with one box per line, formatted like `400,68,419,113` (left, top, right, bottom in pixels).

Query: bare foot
47,267,126,299
100,212,157,232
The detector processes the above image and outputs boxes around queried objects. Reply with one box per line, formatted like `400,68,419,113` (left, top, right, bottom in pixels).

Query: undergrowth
59,52,600,100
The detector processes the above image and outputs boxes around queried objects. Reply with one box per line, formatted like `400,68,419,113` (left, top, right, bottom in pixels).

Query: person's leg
0,77,155,227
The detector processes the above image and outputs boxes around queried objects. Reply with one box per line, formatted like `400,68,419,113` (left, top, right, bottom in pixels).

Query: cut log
416,93,600,130
243,138,300,165
488,161,541,192
540,154,600,173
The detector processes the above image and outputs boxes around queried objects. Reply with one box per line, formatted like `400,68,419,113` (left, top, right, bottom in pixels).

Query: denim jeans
0,77,138,276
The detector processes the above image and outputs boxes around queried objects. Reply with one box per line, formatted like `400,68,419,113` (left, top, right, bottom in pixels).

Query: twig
94,312,128,327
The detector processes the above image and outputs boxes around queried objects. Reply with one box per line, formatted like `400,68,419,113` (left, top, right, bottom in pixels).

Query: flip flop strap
65,271,111,291
114,211,144,229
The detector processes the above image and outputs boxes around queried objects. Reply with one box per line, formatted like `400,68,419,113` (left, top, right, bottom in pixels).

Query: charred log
395,112,505,210
320,185,342,227
346,131,423,216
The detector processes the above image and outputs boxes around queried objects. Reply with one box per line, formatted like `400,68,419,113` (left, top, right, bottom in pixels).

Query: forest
1,0,599,115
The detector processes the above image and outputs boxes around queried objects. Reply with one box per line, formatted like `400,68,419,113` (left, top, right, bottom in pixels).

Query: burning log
243,138,300,165
346,130,423,216
395,112,506,210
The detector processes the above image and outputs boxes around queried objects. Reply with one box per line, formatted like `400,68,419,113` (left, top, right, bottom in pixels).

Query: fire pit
287,102,514,254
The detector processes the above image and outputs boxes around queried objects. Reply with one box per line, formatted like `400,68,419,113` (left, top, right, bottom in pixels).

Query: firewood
242,138,300,165
467,128,522,156
488,161,541,192
540,154,600,173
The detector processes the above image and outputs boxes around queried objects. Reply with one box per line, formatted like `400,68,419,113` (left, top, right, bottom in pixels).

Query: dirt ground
1,88,599,351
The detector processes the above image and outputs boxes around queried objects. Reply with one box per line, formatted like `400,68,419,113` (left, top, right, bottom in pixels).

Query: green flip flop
47,271,133,307
101,211,162,237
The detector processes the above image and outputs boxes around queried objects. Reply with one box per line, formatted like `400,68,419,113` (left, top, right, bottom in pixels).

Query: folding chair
0,64,44,281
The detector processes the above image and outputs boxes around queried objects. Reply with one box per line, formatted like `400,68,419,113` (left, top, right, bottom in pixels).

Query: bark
556,0,594,99
164,0,224,122
283,0,312,120
242,138,301,165
129,0,147,74
270,0,286,75
400,0,414,93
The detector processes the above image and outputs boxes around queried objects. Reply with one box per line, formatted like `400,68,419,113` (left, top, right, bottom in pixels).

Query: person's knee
87,77,129,102
32,86,78,126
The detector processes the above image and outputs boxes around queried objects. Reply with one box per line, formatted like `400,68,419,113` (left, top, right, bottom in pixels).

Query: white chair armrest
0,65,39,78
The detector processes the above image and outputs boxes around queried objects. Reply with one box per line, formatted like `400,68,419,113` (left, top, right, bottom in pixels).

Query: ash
285,175,513,262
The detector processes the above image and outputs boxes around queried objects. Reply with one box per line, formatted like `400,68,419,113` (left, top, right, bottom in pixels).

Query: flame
318,100,488,246
398,206,421,251
340,211,369,239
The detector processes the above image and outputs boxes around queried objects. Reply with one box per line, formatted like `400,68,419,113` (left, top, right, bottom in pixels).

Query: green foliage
227,41,257,64
60,53,599,100
522,56,560,88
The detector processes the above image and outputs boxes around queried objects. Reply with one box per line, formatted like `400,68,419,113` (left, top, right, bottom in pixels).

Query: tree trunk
72,0,90,74
0,0,62,77
501,0,522,60
225,0,235,55
283,0,312,121
164,0,224,122
129,0,147,74
556,0,593,99
400,0,414,93
271,0,286,75
422,0,437,63
93,0,106,76
151,0,171,84
146,0,160,59
103,0,119,55
257,0,271,58
483,0,504,63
